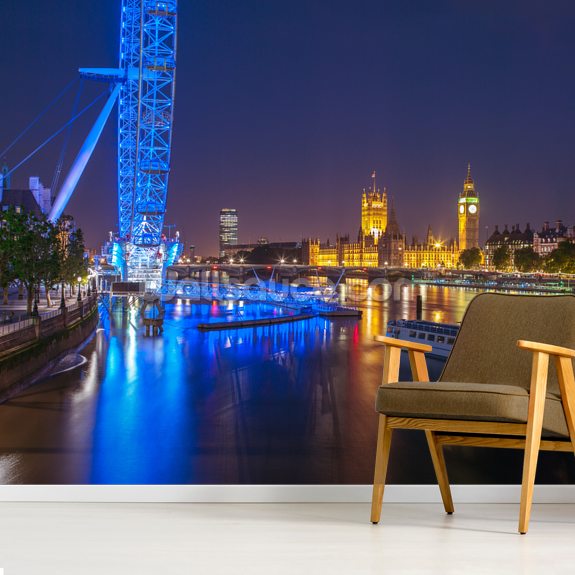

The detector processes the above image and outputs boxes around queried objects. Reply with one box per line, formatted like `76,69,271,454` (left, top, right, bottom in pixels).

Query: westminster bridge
165,264,573,294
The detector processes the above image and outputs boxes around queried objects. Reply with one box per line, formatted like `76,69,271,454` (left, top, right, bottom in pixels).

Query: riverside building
533,220,574,257
484,224,534,270
303,171,387,267
304,166,476,269
0,162,52,217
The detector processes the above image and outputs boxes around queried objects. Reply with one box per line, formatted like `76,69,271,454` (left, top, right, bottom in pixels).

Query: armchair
371,293,575,534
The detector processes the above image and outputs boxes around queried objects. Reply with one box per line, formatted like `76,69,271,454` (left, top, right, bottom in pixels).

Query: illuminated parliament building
303,166,479,269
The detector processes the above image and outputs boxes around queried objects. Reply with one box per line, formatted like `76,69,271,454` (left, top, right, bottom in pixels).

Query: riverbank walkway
0,287,86,326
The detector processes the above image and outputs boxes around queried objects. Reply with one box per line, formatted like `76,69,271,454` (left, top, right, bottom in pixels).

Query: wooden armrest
517,340,575,359
375,335,432,353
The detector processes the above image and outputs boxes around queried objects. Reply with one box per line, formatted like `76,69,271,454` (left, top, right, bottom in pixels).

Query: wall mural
2,1,574,487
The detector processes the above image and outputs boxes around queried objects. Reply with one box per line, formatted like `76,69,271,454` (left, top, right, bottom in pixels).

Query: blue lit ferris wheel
117,0,180,287
48,0,181,289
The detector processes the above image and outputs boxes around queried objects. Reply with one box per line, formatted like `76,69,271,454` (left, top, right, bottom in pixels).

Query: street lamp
77,276,82,302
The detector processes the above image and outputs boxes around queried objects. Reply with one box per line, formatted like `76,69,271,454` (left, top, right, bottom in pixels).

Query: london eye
40,0,181,290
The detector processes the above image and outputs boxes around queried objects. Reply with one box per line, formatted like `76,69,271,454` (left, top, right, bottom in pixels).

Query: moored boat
386,319,459,359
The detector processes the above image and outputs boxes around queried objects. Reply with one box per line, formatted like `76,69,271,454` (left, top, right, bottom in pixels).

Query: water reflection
0,285,573,484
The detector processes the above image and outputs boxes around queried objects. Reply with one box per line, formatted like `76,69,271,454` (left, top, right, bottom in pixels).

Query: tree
61,225,87,292
37,220,62,307
513,247,541,273
0,208,18,304
459,247,482,269
492,245,511,271
244,245,301,265
544,241,575,274
0,211,86,313
9,212,47,313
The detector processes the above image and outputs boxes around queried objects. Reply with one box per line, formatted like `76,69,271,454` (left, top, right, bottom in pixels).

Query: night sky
2,0,574,255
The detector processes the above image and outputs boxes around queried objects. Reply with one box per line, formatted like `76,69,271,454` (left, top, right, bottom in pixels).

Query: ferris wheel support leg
49,83,121,222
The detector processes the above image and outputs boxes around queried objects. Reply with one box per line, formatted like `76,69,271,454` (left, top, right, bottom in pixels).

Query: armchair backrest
439,293,575,395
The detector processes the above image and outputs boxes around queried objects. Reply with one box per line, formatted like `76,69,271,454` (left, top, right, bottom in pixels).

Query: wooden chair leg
555,356,575,453
371,415,393,524
425,430,454,514
519,351,549,534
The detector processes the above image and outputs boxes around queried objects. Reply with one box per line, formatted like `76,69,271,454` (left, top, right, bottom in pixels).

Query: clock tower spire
458,163,480,251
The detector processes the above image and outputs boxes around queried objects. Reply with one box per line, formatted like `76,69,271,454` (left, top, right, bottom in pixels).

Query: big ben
458,163,480,250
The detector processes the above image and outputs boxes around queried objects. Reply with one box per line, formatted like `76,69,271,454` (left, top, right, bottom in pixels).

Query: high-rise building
219,208,238,257
458,163,480,251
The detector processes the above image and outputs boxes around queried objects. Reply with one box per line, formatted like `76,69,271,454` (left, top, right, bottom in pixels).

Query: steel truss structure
49,0,181,290
119,0,179,288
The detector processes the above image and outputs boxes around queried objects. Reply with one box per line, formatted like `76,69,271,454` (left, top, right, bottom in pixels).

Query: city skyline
220,166,569,255
2,1,574,255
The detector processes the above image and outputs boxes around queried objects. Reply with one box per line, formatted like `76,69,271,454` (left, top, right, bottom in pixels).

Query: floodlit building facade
303,166,485,269
219,208,238,257
458,164,480,251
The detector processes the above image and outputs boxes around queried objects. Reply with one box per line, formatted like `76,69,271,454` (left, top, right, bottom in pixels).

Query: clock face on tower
459,205,465,214
468,204,477,214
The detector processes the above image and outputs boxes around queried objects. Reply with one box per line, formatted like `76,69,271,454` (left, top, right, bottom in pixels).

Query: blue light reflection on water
8,285,574,484
84,289,575,486
90,321,192,483
172,299,297,323
89,301,337,484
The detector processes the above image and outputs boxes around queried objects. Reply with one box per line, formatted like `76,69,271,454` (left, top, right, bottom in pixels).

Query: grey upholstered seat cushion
374,294,575,438
375,381,569,437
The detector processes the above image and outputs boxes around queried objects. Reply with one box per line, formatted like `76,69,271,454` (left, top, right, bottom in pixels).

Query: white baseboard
0,484,573,503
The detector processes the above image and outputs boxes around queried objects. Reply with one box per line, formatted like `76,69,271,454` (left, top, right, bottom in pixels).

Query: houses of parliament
302,166,480,268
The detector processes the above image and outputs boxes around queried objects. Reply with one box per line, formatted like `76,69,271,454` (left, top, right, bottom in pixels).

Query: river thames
0,283,574,485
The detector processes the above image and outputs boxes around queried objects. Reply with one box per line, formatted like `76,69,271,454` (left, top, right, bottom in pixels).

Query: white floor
0,503,573,574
